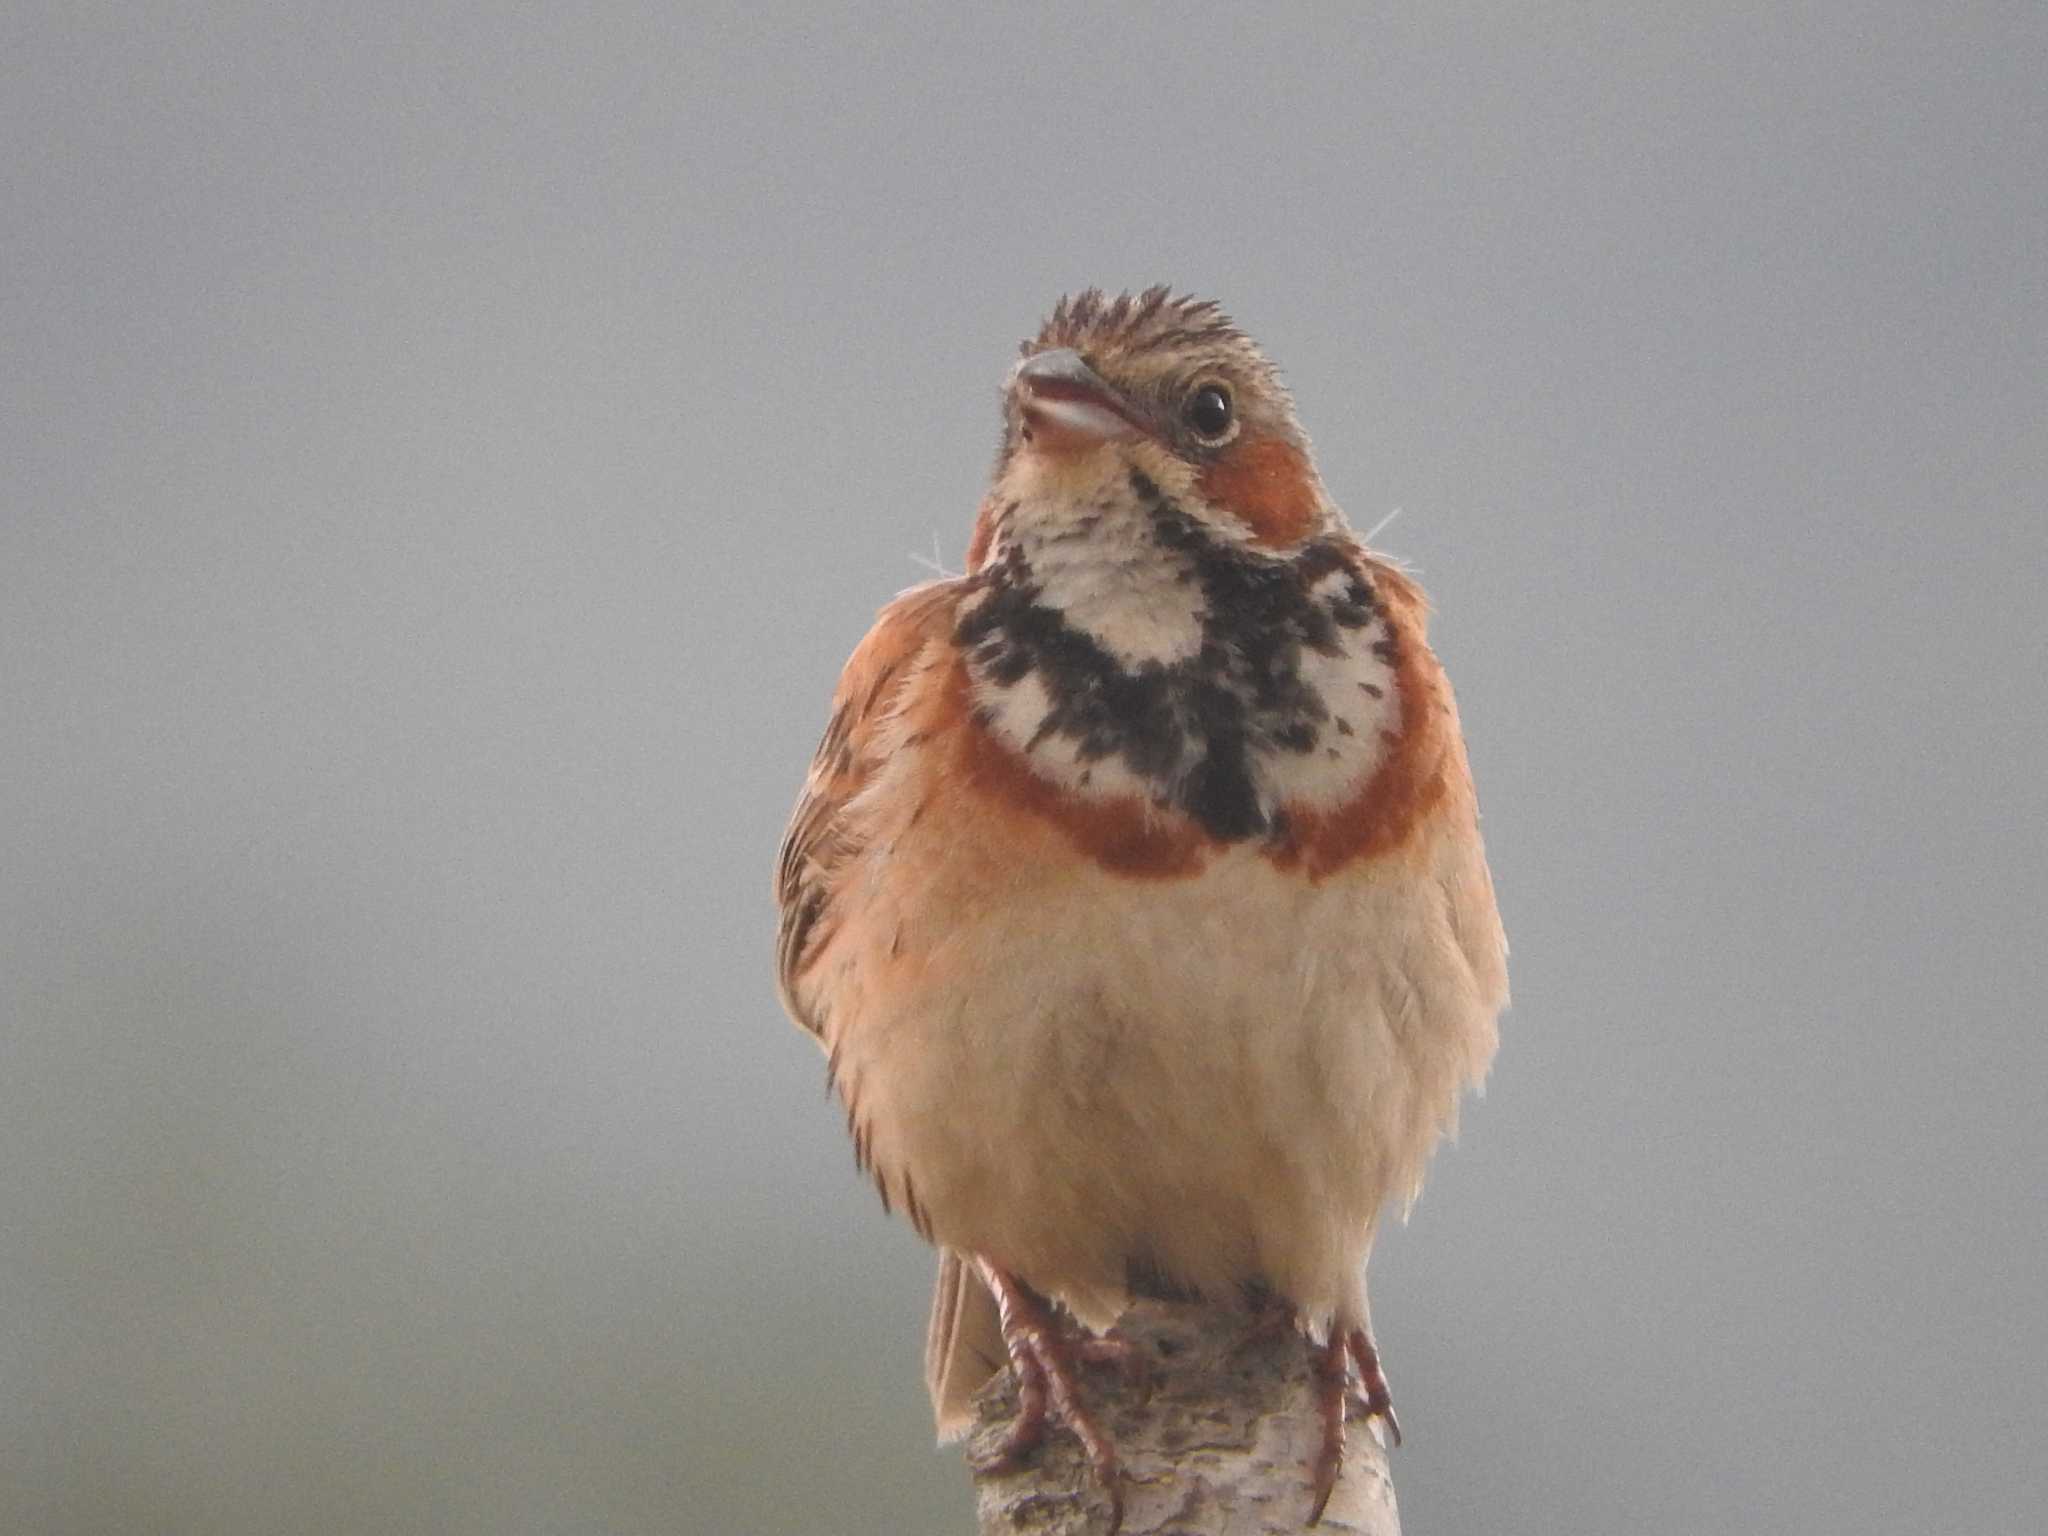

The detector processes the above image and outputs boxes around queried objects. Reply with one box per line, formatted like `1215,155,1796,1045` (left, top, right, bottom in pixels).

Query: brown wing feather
774,580,963,1037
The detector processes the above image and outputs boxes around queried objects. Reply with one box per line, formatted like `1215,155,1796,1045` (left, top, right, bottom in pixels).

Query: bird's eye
1184,384,1234,441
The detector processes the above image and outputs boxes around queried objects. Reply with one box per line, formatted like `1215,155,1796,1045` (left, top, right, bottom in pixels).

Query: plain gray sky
4,4,2044,1533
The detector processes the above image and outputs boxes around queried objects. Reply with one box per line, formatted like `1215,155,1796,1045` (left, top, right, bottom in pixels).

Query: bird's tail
924,1247,1007,1441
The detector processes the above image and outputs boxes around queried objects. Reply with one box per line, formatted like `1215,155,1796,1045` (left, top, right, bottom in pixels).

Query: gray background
4,4,2043,1533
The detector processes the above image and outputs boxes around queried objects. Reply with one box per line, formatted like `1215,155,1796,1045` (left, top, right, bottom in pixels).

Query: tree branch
965,1300,1400,1535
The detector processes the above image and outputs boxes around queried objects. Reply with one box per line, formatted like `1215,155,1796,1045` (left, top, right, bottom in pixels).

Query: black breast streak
956,472,1385,842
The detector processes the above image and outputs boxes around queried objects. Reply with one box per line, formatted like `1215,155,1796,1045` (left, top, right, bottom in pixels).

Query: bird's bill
1012,347,1142,454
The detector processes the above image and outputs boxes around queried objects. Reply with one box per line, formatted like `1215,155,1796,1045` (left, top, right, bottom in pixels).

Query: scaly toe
974,1261,1128,1530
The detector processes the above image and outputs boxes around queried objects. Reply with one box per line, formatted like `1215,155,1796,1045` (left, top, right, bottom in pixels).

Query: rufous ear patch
1197,438,1320,548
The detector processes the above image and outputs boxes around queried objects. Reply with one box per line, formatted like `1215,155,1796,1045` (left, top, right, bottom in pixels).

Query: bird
774,288,1507,1529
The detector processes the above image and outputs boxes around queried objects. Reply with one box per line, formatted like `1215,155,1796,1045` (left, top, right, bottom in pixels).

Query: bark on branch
965,1300,1400,1535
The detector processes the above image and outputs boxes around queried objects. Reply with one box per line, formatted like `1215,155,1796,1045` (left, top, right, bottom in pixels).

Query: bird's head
974,288,1337,567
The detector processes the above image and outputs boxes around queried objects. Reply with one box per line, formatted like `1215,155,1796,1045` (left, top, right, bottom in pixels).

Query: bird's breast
954,528,1430,870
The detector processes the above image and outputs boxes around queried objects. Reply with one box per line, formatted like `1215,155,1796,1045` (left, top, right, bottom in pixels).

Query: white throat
1013,512,1208,669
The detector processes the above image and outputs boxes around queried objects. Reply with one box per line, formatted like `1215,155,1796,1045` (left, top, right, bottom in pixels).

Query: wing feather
774,580,963,1036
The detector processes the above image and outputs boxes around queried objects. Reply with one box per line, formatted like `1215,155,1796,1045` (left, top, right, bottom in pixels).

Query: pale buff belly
829,830,1501,1332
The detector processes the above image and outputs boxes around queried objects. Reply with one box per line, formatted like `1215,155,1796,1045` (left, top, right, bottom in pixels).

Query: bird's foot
1307,1326,1401,1526
1345,1327,1401,1449
971,1260,1128,1534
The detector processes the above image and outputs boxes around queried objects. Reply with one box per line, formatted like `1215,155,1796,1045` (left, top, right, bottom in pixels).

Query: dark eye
1184,384,1234,440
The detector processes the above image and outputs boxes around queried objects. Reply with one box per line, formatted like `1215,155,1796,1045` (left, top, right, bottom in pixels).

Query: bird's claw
975,1261,1128,1534
1307,1326,1401,1525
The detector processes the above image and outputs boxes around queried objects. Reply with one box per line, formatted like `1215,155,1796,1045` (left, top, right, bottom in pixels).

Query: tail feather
924,1248,1007,1441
